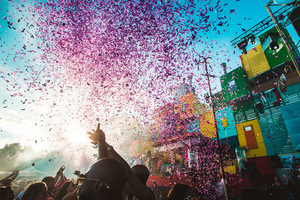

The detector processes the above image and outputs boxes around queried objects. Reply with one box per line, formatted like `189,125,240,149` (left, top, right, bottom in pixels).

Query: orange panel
178,92,194,119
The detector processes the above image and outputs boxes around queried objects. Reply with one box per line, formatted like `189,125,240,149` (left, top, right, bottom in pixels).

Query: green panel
220,67,251,103
232,100,257,124
258,25,300,69
212,91,226,111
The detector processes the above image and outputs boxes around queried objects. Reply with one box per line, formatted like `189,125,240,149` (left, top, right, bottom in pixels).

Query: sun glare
66,124,90,144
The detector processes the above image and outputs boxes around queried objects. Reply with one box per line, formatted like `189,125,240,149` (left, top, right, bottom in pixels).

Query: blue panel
216,106,238,139
281,102,300,151
154,132,158,140
221,135,240,158
221,135,240,148
258,82,300,156
187,119,200,134
279,153,300,173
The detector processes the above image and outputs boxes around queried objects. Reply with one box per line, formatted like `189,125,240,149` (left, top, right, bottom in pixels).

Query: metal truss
231,1,300,47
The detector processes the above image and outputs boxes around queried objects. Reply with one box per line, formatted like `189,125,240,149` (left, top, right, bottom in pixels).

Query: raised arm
0,170,19,186
87,123,109,159
57,168,66,187
87,123,154,200
108,147,154,200
9,170,19,182
54,166,65,187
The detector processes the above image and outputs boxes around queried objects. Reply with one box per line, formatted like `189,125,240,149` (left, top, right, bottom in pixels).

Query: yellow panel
222,117,228,127
236,119,267,158
139,141,154,155
224,166,237,174
200,111,216,138
240,44,270,79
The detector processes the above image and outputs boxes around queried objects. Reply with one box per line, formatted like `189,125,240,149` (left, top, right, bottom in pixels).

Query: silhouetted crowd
0,124,198,200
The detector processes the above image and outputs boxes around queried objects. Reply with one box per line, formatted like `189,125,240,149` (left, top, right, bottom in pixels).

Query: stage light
262,33,279,51
288,5,300,38
237,39,248,54
249,35,256,44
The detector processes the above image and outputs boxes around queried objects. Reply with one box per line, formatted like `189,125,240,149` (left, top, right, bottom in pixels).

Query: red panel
147,175,171,187
248,157,274,175
226,174,252,197
243,125,258,149
147,175,193,187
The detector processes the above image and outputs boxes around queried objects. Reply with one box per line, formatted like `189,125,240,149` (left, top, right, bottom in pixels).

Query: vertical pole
221,62,227,75
205,61,229,200
265,4,300,76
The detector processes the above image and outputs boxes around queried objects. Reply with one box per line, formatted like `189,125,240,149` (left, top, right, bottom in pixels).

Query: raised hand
59,165,65,173
87,123,106,145
12,170,19,175
73,170,81,176
87,130,97,146
87,123,109,159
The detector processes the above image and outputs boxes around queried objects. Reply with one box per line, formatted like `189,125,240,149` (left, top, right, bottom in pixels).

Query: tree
0,143,24,171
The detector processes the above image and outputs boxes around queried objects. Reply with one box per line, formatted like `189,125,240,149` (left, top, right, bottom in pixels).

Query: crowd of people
0,123,197,200
272,174,300,200
2,123,300,200
2,123,300,199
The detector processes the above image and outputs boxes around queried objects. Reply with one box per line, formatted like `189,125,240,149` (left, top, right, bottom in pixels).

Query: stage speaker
237,39,248,54
256,102,264,114
245,161,261,180
289,6,300,38
270,155,283,170
242,186,288,200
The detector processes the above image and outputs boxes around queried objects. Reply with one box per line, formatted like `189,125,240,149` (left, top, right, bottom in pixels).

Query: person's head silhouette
78,158,127,200
131,165,150,185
